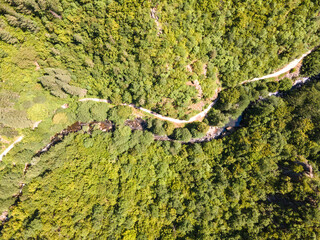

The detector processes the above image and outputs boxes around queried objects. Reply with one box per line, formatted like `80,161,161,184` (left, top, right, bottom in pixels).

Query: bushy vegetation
301,47,320,77
39,68,87,98
1,1,320,238
1,79,320,239
0,0,319,118
0,91,32,128
206,77,296,127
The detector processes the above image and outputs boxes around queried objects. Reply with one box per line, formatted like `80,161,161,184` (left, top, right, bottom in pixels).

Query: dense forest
1,0,320,239
0,0,320,118
1,77,320,239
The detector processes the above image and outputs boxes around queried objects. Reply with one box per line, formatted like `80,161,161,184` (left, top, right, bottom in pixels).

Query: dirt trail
242,50,312,84
150,8,162,35
80,50,312,124
0,136,24,161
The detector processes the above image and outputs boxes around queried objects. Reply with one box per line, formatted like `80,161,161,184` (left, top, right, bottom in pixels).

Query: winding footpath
241,50,312,84
0,136,24,161
0,121,42,161
0,49,314,161
80,49,313,124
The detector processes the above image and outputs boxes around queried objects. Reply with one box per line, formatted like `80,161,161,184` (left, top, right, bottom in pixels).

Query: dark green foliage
216,88,241,111
89,103,109,121
76,101,112,123
186,121,209,138
267,81,279,92
148,119,166,136
207,108,229,127
207,77,294,126
172,127,192,142
76,101,94,122
301,48,320,77
5,13,38,32
2,80,320,238
1,1,320,239
1,0,319,117
279,78,293,91
107,106,133,125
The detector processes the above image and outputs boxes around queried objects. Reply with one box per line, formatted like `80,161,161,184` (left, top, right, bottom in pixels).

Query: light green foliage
186,121,209,138
2,80,320,238
1,0,319,118
0,125,18,138
52,112,68,125
163,121,175,136
32,95,46,104
0,91,32,128
12,46,37,69
27,104,48,121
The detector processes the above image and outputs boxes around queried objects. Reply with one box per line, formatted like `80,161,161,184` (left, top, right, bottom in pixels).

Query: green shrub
186,121,209,138
90,103,110,121
52,112,68,124
266,81,279,92
12,46,37,68
164,121,175,136
301,48,320,77
27,104,49,121
39,68,87,98
279,78,292,91
207,109,229,127
172,128,192,142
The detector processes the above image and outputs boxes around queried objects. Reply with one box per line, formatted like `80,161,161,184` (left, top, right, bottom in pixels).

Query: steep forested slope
1,79,320,239
1,1,320,238
1,0,320,118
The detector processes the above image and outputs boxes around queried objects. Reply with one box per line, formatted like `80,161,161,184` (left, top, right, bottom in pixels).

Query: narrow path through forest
0,136,24,161
80,49,312,124
0,49,313,161
241,50,312,84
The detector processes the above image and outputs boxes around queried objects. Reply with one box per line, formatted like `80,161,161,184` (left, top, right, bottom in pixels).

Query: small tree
279,78,292,91
172,128,192,142
151,119,166,136
266,81,279,92
186,122,209,138
164,121,175,136
90,103,109,121
39,68,87,98
207,109,229,127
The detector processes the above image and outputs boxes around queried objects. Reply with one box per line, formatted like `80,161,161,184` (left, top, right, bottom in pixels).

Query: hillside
1,1,320,239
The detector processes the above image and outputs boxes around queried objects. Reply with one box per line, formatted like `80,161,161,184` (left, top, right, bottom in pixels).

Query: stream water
34,76,316,157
